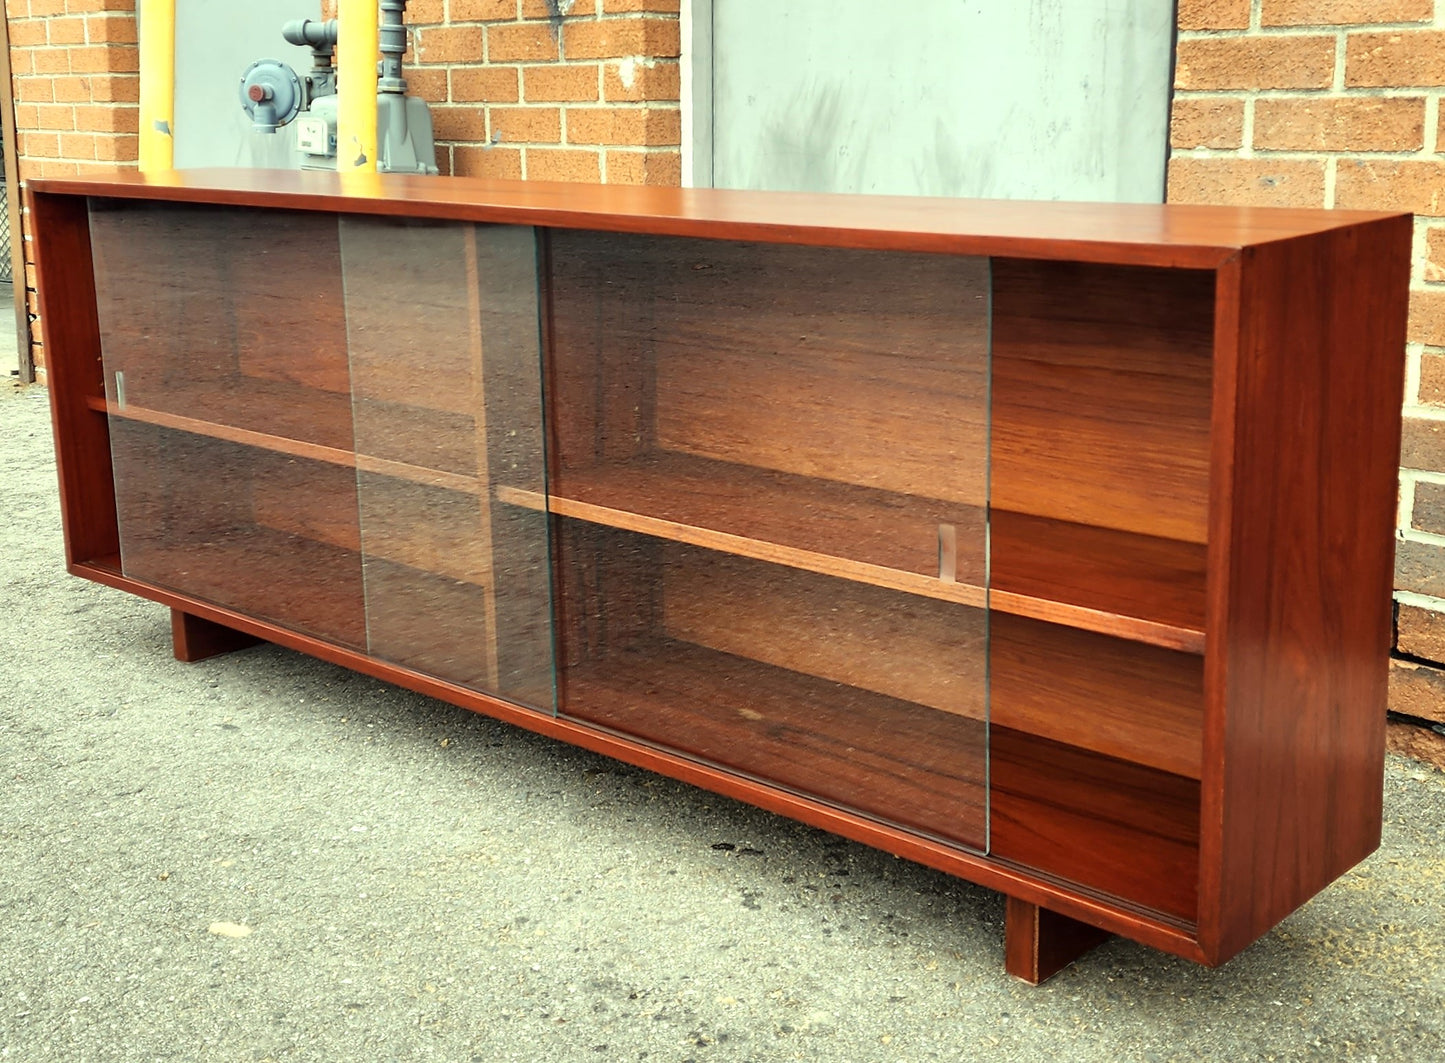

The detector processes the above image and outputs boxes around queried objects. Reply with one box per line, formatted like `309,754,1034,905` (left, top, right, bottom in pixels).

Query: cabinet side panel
1207,219,1410,962
30,192,118,567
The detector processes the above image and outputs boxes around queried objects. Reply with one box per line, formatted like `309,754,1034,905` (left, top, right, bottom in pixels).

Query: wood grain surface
1200,217,1410,963
31,176,1411,973
1004,897,1113,985
562,635,991,850
657,542,986,719
991,614,1204,779
991,259,1215,544
547,232,990,506
170,608,262,663
501,461,1202,649
28,191,118,568
991,729,1201,922
34,168,1403,267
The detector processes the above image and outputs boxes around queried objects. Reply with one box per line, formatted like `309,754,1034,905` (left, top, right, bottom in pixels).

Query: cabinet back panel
107,422,367,648
252,470,492,586
361,557,494,691
350,400,479,479
992,614,1204,779
659,543,986,719
546,231,990,505
554,521,988,849
991,728,1201,922
250,460,363,554
661,550,1203,777
89,200,352,401
340,217,486,418
991,260,1214,544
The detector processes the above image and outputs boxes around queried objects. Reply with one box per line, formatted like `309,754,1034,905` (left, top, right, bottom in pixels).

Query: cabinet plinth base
1004,896,1112,984
171,609,263,663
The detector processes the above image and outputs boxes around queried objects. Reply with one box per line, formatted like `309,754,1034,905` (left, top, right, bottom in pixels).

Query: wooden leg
171,608,262,663
1004,896,1112,984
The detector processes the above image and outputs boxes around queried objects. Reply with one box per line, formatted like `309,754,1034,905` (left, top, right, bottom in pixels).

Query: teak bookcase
30,169,1410,983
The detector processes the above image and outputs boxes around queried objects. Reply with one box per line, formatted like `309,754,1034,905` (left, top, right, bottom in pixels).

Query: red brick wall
324,0,682,184
1170,0,1445,730
5,0,139,378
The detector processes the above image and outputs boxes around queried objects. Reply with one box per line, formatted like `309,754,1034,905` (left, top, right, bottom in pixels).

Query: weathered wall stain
544,0,575,42
711,0,1173,203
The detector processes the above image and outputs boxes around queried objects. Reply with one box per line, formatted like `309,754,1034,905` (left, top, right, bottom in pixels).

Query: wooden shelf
991,727,1200,923
97,374,354,446
563,632,1200,919
87,393,484,496
502,452,1205,652
562,636,988,849
992,511,1205,653
118,523,369,650
95,395,1207,650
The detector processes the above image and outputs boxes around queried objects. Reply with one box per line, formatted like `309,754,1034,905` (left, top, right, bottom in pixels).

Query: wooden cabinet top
30,168,1408,269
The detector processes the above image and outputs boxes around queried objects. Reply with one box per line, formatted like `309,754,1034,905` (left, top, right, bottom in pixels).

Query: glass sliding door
89,198,367,648
544,231,991,850
339,218,555,710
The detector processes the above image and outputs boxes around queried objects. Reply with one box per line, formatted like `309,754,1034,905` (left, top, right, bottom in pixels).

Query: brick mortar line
1174,88,1445,97
1400,526,1445,547
1177,148,1445,161
451,138,678,147
477,102,676,108
1402,479,1445,500
1407,343,1425,407
1402,406,1445,425
412,13,680,23
1179,23,1441,37
451,138,679,148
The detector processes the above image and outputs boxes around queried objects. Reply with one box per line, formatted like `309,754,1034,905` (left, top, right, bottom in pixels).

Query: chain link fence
0,180,11,283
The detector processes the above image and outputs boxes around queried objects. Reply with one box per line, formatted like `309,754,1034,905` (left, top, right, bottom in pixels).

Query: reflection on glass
90,199,367,647
339,218,554,710
547,233,991,850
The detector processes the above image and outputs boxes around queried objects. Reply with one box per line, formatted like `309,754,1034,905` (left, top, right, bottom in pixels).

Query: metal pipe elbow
282,18,339,51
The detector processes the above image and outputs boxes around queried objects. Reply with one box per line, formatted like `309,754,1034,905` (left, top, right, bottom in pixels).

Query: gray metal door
696,0,1176,202
172,0,321,169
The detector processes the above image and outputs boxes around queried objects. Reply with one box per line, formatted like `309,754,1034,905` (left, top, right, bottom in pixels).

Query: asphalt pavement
2,380,1443,1062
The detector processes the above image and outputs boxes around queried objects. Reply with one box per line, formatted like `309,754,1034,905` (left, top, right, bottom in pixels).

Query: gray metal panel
710,0,1175,203
173,0,321,170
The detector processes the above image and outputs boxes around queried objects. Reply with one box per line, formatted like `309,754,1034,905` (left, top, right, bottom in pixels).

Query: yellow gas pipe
137,0,176,172
336,0,379,173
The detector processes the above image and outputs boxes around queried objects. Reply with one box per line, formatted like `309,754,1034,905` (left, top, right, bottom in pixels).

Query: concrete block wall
1170,0,1445,737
